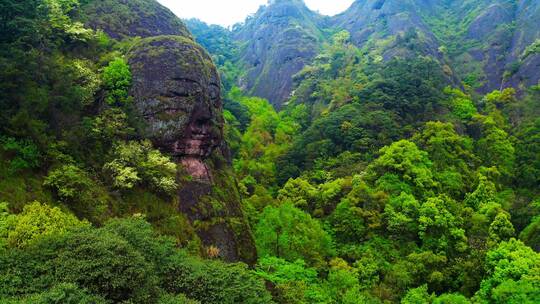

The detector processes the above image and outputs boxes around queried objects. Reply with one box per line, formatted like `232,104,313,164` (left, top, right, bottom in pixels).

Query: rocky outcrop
233,0,327,108
504,0,540,90
225,0,539,103
83,0,256,264
80,0,191,39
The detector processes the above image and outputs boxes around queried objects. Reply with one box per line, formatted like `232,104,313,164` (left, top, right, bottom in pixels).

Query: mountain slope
233,0,328,108
188,0,540,107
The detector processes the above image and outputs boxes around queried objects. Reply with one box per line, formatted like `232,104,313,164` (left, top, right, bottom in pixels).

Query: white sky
158,0,354,27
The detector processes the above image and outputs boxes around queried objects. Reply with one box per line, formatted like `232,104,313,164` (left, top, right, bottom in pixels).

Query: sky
157,0,355,27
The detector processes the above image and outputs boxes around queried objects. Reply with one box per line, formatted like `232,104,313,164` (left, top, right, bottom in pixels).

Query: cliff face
505,0,540,90
83,0,256,264
198,0,539,108
233,0,327,108
329,0,540,93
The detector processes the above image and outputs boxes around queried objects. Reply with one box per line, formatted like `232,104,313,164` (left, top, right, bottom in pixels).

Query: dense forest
1,0,539,303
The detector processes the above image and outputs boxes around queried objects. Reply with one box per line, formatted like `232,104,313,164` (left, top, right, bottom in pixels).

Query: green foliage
521,39,540,60
0,137,41,173
53,227,160,303
474,115,515,179
366,140,437,198
418,196,467,254
487,212,515,246
514,118,540,188
414,121,477,196
102,57,132,105
474,239,540,303
520,214,540,252
255,203,333,266
3,201,88,248
20,283,107,304
1,1,540,303
103,140,178,195
385,192,421,239
162,252,273,304
256,257,318,285
43,164,108,222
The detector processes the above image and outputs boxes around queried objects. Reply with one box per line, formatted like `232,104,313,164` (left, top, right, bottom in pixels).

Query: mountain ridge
187,0,540,107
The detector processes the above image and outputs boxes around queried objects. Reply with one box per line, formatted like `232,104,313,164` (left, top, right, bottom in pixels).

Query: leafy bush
103,140,178,194
3,201,88,248
0,137,41,173
102,57,132,105
255,203,333,266
43,164,108,222
162,252,273,304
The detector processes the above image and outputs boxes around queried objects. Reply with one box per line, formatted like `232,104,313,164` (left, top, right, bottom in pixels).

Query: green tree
413,121,477,196
103,140,177,194
44,164,108,222
487,212,515,246
21,283,107,304
162,252,273,304
474,116,515,179
5,201,88,248
255,203,333,266
384,192,420,240
474,239,540,303
102,57,132,105
366,140,437,199
53,228,160,303
418,196,467,254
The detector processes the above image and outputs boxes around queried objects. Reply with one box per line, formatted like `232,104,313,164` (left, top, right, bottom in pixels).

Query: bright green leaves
474,239,540,303
44,164,108,222
2,201,88,248
102,57,132,105
367,140,437,198
384,192,420,239
443,87,477,121
474,116,515,179
255,203,333,267
414,121,477,196
418,196,467,254
103,140,177,195
488,212,515,246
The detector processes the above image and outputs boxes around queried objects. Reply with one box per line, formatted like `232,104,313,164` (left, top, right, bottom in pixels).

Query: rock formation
82,0,256,264
190,0,540,108
81,0,191,39
233,0,327,109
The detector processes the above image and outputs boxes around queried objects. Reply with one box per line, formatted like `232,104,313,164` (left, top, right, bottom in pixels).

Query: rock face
81,0,191,39
211,0,539,108
233,0,327,108
83,0,256,264
128,36,222,164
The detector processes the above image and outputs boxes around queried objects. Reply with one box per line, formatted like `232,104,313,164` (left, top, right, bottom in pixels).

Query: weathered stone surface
127,35,256,264
128,36,222,161
81,0,191,39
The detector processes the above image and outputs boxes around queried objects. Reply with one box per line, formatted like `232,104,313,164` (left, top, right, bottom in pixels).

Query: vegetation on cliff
1,0,539,303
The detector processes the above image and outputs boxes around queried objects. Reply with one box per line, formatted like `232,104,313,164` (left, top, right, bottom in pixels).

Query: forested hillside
1,0,539,303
